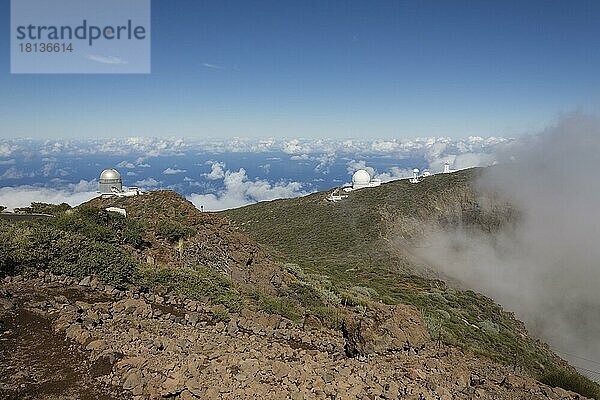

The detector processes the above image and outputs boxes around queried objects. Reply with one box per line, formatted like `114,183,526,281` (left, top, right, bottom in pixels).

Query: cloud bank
0,180,97,211
415,114,600,379
188,162,306,211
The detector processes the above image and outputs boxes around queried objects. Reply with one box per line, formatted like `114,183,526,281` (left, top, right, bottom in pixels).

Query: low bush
14,202,71,215
539,369,600,400
155,220,196,243
141,265,243,312
0,220,139,288
49,206,146,249
248,290,302,322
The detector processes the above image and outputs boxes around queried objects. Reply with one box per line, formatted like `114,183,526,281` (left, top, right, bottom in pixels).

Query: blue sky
1,0,599,139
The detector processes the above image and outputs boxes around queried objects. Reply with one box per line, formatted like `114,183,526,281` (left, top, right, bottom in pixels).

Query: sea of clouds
0,135,512,211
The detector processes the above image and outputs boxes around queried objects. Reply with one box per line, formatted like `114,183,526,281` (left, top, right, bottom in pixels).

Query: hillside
221,168,595,391
1,182,598,399
222,168,513,275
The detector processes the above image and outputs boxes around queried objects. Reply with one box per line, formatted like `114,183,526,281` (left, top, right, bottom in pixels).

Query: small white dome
352,169,371,185
100,168,121,181
413,168,420,173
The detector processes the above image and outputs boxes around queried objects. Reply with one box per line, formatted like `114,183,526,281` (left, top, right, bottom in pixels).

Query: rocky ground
0,273,590,399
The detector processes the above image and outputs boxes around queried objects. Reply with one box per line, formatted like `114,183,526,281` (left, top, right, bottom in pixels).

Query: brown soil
0,286,128,400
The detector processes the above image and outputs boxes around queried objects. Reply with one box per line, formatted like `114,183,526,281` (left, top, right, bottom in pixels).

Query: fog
416,114,600,380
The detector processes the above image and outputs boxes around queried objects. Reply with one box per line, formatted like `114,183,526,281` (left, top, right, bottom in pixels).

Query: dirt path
0,285,128,400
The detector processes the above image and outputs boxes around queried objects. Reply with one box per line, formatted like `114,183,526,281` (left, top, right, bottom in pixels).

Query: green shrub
282,263,306,280
339,290,369,307
348,286,378,298
539,369,600,399
14,202,71,215
309,305,341,329
315,287,341,306
48,206,146,249
0,220,139,288
287,282,323,308
155,220,196,243
249,291,301,322
478,320,500,334
123,219,147,248
141,266,243,312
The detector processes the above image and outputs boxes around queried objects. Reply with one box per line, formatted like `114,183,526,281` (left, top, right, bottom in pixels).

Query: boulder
185,378,203,397
123,369,143,391
341,303,429,356
161,373,185,397
86,339,108,351
78,276,91,286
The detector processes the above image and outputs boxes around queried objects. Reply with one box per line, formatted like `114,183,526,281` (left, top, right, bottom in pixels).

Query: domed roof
352,169,371,185
100,168,121,181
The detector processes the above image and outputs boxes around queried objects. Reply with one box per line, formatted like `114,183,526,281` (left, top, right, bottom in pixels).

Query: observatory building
410,168,420,184
343,169,381,192
99,168,123,194
98,168,141,197
443,162,454,174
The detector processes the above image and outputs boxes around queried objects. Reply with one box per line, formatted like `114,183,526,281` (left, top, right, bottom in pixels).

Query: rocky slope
1,273,589,400
85,191,290,294
1,178,597,399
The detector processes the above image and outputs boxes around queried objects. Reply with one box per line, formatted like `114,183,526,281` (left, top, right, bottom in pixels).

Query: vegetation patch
140,265,244,313
14,202,71,215
0,219,139,288
48,205,147,249
155,219,196,243
540,369,600,399
248,290,302,322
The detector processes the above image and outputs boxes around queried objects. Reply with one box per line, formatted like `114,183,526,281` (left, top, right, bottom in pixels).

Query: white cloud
283,139,312,155
134,178,161,188
314,153,336,174
162,167,187,175
290,154,310,161
0,144,14,157
370,140,399,152
188,167,306,211
117,161,136,169
260,164,271,174
0,180,97,211
41,163,55,177
87,55,128,65
346,160,375,177
202,62,224,69
374,167,413,182
1,166,34,180
0,159,16,165
204,161,226,180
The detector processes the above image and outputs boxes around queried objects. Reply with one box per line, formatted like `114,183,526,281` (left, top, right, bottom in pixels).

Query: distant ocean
0,137,511,210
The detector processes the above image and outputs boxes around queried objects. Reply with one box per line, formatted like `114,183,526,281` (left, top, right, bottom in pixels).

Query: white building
409,168,420,184
99,168,123,194
98,168,142,198
343,169,381,192
106,207,127,217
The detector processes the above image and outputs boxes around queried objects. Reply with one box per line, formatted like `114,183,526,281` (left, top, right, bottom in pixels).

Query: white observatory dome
100,168,121,181
352,169,371,189
99,168,123,194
